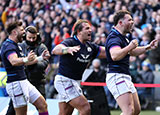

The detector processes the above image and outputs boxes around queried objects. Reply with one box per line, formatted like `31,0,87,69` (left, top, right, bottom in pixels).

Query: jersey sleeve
3,43,18,60
5,50,16,60
107,35,122,50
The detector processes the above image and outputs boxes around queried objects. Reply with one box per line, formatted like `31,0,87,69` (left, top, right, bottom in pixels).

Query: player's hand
150,39,158,50
146,39,158,50
27,50,36,62
129,39,138,50
67,45,80,55
41,50,50,59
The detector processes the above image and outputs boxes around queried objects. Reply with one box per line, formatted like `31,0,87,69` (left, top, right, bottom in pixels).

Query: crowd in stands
0,0,160,109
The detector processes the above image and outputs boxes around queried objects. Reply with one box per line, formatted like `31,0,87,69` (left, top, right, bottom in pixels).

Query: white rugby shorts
6,79,41,108
54,75,83,103
106,73,137,99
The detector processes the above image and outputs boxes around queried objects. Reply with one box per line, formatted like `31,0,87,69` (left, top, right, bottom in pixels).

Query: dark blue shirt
105,28,133,75
58,36,101,80
1,39,26,83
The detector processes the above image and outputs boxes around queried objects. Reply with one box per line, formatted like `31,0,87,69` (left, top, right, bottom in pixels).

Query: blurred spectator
89,58,106,82
89,58,112,111
156,14,160,27
148,33,160,70
66,15,76,35
91,9,100,27
88,57,117,110
139,34,150,46
140,24,150,36
0,31,7,66
155,27,160,34
133,15,143,29
132,29,141,43
45,75,57,98
137,52,148,71
147,11,157,28
106,14,114,32
42,24,52,54
0,31,7,47
133,2,147,25
137,59,155,109
129,56,141,83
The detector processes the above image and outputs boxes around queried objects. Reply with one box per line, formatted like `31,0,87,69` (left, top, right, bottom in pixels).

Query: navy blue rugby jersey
105,28,133,75
1,39,26,83
58,36,101,80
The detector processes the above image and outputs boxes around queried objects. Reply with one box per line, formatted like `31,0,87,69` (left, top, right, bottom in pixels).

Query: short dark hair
5,20,23,34
25,26,37,34
113,10,131,26
72,19,89,36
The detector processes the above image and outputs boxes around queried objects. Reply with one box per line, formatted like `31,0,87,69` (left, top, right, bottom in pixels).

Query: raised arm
110,39,138,61
130,39,158,56
8,49,50,66
8,50,36,66
26,49,50,65
52,44,80,55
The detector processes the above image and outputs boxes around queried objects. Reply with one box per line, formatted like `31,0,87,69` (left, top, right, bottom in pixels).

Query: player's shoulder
63,37,75,42
108,30,118,38
2,40,12,48
107,31,120,42
61,37,76,46
2,40,16,51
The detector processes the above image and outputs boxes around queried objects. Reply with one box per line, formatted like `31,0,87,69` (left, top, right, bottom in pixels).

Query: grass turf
111,110,160,115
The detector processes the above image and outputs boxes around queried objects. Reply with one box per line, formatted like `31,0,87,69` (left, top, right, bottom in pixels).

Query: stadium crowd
0,0,160,110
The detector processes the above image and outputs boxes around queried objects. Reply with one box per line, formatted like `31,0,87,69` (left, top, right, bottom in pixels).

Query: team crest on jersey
87,47,92,52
